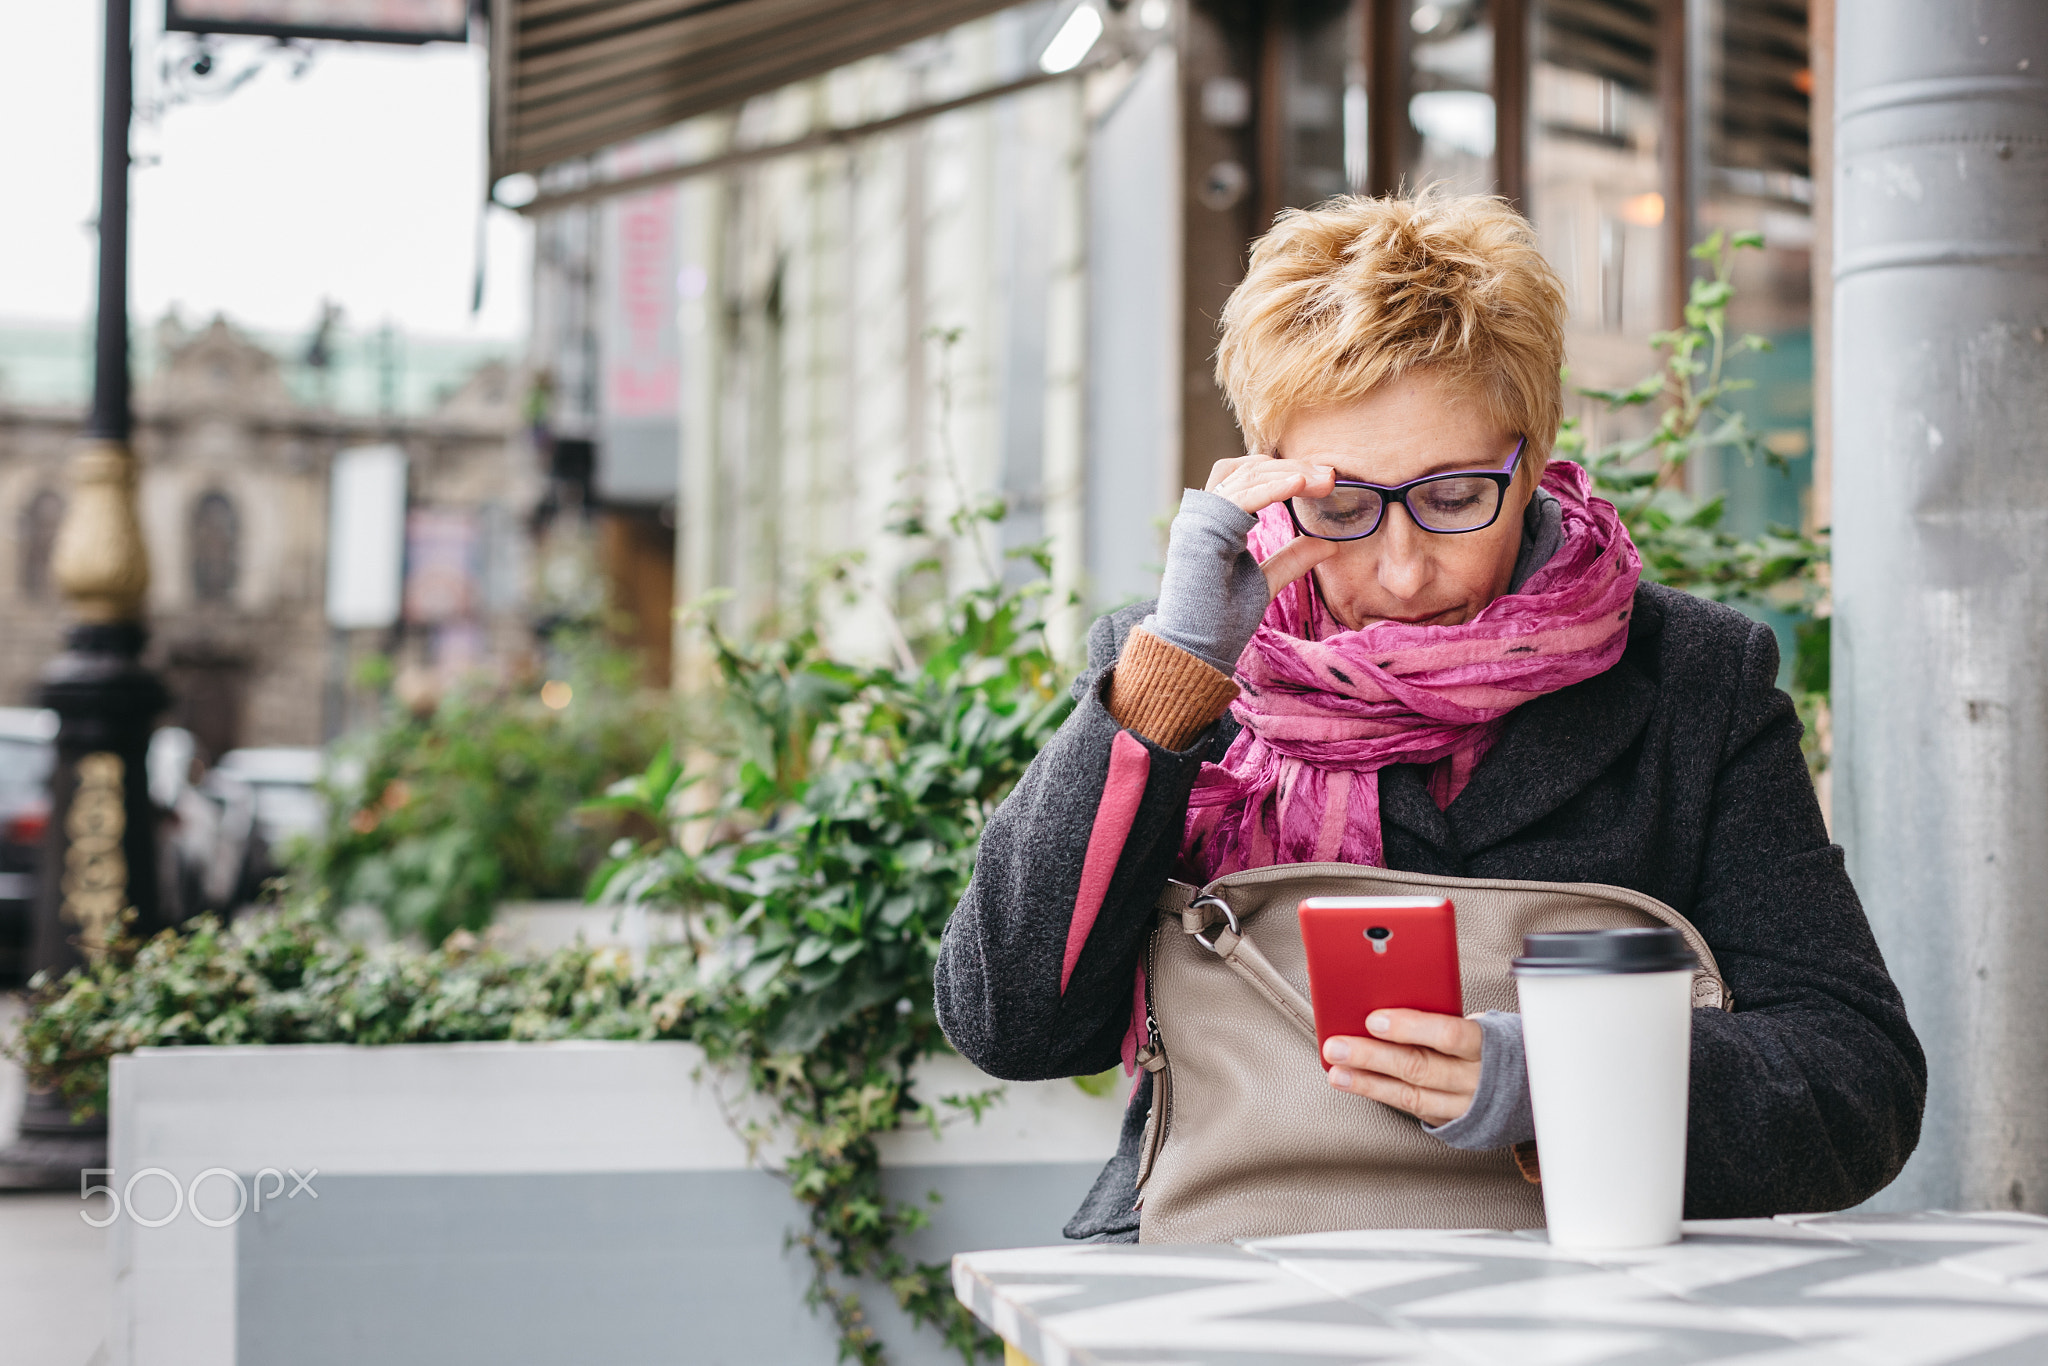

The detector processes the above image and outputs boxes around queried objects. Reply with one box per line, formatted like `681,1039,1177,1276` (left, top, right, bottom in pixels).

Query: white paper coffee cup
1513,928,1694,1250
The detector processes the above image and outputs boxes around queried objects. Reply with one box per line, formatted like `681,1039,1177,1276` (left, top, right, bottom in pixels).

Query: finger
1222,459,1336,494
1325,1065,1472,1126
1203,455,1261,492
1213,471,1310,513
1365,1008,1484,1061
1213,461,1336,511
1325,1035,1481,1095
1259,537,1337,598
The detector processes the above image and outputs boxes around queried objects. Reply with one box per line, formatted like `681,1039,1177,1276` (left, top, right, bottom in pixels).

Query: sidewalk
0,993,110,1366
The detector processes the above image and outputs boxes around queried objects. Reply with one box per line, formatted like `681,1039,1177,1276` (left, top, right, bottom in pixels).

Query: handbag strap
1157,881,1319,1045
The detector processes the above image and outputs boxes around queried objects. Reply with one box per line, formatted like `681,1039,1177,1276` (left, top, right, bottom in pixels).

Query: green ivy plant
1558,229,1830,769
586,539,1072,1365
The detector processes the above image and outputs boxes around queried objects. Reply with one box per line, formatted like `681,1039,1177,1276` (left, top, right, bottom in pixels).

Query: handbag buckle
1189,894,1241,952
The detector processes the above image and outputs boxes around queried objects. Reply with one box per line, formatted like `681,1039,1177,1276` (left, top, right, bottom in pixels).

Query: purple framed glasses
1284,437,1527,540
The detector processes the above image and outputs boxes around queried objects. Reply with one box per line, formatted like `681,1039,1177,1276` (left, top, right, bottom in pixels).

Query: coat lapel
1445,591,1662,856
1377,762,1455,854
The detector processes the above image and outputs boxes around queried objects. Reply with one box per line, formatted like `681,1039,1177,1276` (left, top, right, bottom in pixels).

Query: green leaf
1690,279,1734,311
1794,616,1831,696
737,950,792,999
1577,373,1664,407
1072,1068,1121,1097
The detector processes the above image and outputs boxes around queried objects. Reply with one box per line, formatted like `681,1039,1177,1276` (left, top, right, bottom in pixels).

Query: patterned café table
953,1212,2048,1365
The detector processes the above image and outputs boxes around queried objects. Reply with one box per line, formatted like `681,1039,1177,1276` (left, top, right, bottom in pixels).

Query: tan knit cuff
1105,628,1241,752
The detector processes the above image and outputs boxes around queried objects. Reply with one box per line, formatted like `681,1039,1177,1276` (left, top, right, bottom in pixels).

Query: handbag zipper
1198,862,1732,1010
1133,926,1170,1199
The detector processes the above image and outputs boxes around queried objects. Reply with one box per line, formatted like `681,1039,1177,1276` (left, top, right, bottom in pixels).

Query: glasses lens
1293,486,1384,539
1407,476,1502,531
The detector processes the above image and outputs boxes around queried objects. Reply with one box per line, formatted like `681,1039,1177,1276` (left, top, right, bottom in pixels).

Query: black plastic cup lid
1512,928,1696,975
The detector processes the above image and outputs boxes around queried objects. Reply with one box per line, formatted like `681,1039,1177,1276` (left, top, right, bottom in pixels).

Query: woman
934,193,1924,1243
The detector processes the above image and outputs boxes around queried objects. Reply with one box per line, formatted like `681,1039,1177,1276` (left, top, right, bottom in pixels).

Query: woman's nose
1375,507,1433,599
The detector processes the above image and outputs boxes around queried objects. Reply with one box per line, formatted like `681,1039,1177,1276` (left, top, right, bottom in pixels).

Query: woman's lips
1363,609,1460,626
1325,601,1474,630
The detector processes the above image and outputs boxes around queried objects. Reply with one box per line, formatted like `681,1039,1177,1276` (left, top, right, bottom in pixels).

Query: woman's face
1269,372,1534,630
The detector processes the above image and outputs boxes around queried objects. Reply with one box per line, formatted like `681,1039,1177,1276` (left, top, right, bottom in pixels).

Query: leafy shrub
293,634,667,944
9,912,672,1122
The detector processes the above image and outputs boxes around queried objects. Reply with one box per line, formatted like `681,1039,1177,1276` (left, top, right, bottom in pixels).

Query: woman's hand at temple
1204,455,1340,599
1320,1010,1482,1126
1144,456,1342,678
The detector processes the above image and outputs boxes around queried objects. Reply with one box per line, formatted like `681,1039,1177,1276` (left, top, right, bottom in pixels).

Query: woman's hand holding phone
1321,1010,1482,1126
1298,895,1479,1126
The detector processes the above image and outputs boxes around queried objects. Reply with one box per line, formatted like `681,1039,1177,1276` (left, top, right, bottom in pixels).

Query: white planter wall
107,1041,1127,1366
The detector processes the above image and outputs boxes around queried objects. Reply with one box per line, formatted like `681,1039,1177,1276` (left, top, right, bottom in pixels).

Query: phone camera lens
1365,926,1390,940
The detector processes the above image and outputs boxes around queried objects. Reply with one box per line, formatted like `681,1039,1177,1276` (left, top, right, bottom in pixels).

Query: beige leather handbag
1132,862,1731,1244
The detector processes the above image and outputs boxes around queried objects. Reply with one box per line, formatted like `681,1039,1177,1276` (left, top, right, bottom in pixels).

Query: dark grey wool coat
934,584,1926,1242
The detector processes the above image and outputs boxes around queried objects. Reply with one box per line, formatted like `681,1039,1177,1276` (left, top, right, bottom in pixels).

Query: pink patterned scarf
1181,459,1642,879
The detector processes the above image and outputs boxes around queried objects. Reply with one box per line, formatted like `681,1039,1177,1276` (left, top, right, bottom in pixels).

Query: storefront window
1694,0,1815,540
1528,0,1668,382
1409,0,1496,196
1247,0,1812,547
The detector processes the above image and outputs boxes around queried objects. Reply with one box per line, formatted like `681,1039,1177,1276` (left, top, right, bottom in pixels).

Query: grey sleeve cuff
1423,1011,1536,1151
1146,489,1267,676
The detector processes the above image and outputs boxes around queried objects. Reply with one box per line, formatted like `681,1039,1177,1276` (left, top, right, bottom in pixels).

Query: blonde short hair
1215,193,1568,476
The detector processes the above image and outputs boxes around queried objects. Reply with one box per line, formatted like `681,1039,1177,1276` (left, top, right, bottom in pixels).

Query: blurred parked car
0,707,57,987
153,740,328,921
214,747,326,852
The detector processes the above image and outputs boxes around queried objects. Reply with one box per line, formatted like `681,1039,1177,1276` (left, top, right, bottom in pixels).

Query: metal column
1,0,166,1191
1834,2,2048,1212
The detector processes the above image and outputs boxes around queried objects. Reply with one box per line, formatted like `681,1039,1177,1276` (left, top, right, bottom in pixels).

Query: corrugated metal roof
488,0,1023,179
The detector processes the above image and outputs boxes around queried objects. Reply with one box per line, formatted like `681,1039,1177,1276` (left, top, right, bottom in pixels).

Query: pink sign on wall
605,188,681,420
598,183,683,501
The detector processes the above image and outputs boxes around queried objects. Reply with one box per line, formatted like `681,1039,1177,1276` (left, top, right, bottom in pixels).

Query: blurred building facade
499,0,1819,677
0,316,538,759
524,5,1100,670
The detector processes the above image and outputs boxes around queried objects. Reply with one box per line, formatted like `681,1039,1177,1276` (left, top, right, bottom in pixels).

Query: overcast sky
0,1,531,341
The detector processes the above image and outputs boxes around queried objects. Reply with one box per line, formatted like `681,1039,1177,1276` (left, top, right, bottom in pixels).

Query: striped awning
489,0,1023,180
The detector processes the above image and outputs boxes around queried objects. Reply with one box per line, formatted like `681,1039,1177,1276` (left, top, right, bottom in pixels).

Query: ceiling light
492,173,537,209
1040,4,1104,74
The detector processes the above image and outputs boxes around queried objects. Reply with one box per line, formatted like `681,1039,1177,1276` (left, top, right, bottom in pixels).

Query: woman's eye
1417,481,1485,513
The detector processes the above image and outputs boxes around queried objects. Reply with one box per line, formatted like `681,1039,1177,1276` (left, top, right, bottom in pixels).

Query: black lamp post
0,0,167,1189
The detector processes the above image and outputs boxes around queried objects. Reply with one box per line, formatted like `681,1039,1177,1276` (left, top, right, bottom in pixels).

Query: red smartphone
1297,896,1463,1069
